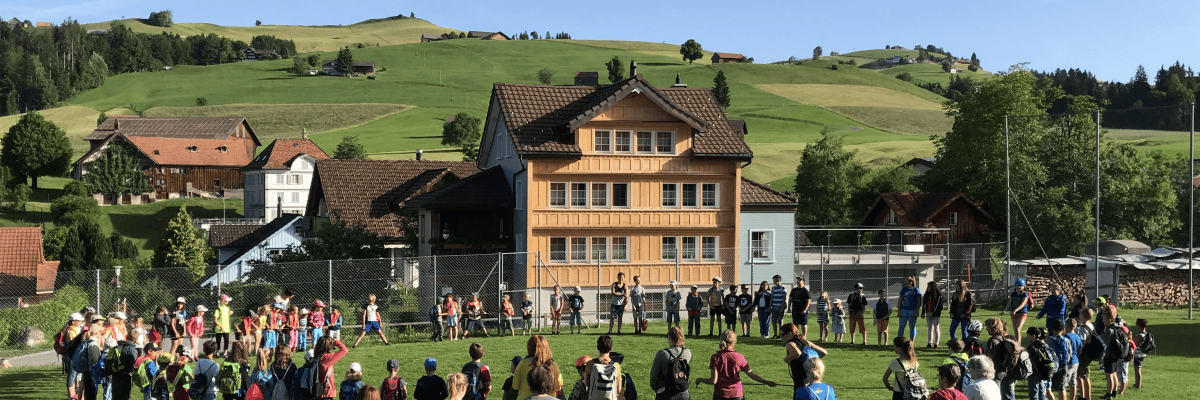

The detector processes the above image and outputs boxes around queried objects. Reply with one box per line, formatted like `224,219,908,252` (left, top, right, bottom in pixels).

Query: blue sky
8,0,1199,82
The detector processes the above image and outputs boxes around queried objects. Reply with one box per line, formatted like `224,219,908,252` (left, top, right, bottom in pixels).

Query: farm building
73,116,261,202
573,72,599,86
859,192,999,245
0,227,60,308
242,137,330,222
481,32,510,40
35,22,51,28
202,215,305,287
320,60,376,75
421,33,449,42
711,52,745,63
242,48,277,61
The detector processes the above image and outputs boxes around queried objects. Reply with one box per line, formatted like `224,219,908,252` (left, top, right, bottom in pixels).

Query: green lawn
80,18,458,53
4,307,1197,400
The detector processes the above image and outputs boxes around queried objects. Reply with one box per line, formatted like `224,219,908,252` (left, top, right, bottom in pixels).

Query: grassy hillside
882,62,991,85
80,17,458,53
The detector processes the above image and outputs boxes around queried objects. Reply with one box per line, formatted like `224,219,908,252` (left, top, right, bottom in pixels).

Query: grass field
881,63,992,86
80,18,458,53
3,307,1197,400
1107,129,1196,156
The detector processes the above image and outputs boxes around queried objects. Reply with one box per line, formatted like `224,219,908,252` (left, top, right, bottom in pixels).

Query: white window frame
612,183,630,208
591,183,609,208
550,237,567,262
291,192,299,203
681,236,698,261
594,130,612,153
611,237,629,262
570,183,589,208
681,183,698,208
662,183,678,208
570,237,589,262
948,212,959,226
549,182,567,208
591,237,608,262
276,174,284,184
636,131,654,153
702,183,719,208
661,237,678,261
655,131,674,154
887,210,897,225
614,131,632,153
702,236,719,260
750,230,774,263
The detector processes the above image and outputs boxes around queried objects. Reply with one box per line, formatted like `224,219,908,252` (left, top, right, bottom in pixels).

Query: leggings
214,332,232,354
949,318,970,338
925,316,941,345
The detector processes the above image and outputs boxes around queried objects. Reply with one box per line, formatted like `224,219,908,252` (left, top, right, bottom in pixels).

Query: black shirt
737,293,754,314
723,294,739,317
568,295,585,311
847,292,869,316
790,287,811,311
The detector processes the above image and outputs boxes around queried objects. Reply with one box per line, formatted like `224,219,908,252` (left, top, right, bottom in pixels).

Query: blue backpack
71,341,91,374
90,355,108,383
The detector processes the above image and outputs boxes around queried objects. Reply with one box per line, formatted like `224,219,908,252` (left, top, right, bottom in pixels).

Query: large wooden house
859,192,999,245
74,116,260,201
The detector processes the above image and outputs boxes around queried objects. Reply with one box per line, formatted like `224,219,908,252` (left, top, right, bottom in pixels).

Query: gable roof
87,116,260,146
310,159,480,239
243,138,330,171
211,215,302,260
125,136,253,167
740,178,796,210
247,48,277,54
0,227,59,298
209,223,266,248
490,75,751,158
482,32,510,40
859,192,995,226
403,166,514,210
467,31,494,38
728,120,748,136
353,61,375,68
713,53,745,60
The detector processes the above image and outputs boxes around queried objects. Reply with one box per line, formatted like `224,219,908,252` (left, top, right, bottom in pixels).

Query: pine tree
152,207,208,280
711,70,731,109
335,46,354,74
605,56,625,83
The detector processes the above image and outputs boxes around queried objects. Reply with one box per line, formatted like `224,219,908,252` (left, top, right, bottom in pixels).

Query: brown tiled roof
574,72,599,78
728,120,748,135
713,53,745,60
87,116,260,146
209,224,265,248
740,178,796,206
859,192,995,226
125,136,252,167
467,31,494,38
490,75,752,158
0,227,59,297
243,139,330,171
353,61,375,68
310,159,480,239
404,167,514,210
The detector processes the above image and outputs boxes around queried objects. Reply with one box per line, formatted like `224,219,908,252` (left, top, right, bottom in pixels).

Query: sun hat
424,357,437,370
220,294,232,302
669,280,678,286
349,362,362,373
176,297,186,304
113,312,127,320
305,349,315,361
300,308,309,314
575,355,593,368
69,313,84,322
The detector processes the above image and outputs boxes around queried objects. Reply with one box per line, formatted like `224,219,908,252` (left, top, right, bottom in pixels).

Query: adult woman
695,330,776,400
1004,278,1031,342
272,344,297,399
754,282,773,339
949,281,974,339
650,327,692,400
897,277,921,340
883,337,923,400
781,323,827,389
609,273,628,334
314,336,349,399
963,355,1000,400
447,372,468,400
794,358,836,400
513,335,563,400
921,281,944,348
525,365,561,400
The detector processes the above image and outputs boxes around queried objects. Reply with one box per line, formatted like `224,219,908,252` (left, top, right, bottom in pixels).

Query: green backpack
218,361,243,394
132,357,154,389
104,347,123,375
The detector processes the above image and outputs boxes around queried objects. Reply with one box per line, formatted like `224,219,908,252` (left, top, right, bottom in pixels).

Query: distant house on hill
86,30,109,36
711,52,745,63
5,18,28,27
243,48,277,61
242,137,330,222
467,31,492,38
0,227,60,308
859,192,998,245
320,60,375,75
905,157,936,175
73,116,261,202
573,71,599,86
35,22,51,28
482,32,510,40
420,33,448,42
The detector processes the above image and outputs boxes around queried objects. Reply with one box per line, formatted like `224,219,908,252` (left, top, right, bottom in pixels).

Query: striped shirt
771,284,788,309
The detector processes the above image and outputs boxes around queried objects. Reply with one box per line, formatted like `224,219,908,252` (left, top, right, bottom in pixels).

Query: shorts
364,320,381,333
610,305,624,317
1052,363,1078,391
710,307,723,318
771,308,786,322
876,318,890,332
849,314,867,334
328,328,342,340
1133,356,1145,369
1116,361,1129,383
794,311,809,326
1103,358,1117,373
467,319,486,332
570,312,582,326
739,313,753,324
446,315,459,327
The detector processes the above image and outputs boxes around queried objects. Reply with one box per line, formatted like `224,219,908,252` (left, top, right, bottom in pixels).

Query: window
156,179,165,186
550,238,567,262
291,192,299,203
187,145,198,153
276,174,284,184
661,237,678,261
636,131,654,153
751,231,773,262
702,184,718,208
269,249,284,257
887,210,897,225
550,183,567,207
948,212,959,226
681,184,698,207
611,237,629,261
571,183,588,207
614,131,632,153
570,238,588,262
594,130,611,152
662,184,677,207
681,237,698,261
218,145,228,153
656,132,674,154
612,183,629,208
702,237,718,260
591,237,608,262
591,183,608,207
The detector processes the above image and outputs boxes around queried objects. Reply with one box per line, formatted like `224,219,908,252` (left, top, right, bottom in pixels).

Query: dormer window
187,145,198,152
218,145,228,153
153,150,160,155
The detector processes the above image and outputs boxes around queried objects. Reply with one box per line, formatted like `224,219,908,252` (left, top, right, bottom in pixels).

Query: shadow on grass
407,135,443,139
258,77,301,81
0,366,62,399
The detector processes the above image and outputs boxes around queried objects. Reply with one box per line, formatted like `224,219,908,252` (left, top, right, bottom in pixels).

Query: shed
711,52,745,64
1083,240,1151,257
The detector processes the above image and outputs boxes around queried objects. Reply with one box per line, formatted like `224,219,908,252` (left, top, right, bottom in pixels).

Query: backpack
622,372,637,400
104,347,122,376
53,331,68,355
293,362,311,399
948,356,972,390
271,364,293,400
90,354,108,383
218,361,243,394
462,362,485,400
992,338,1023,373
310,362,329,399
894,359,930,400
658,347,689,396
340,380,365,400
429,305,441,321
148,328,162,344
1029,342,1058,379
71,341,91,374
963,337,986,357
1108,326,1132,360
1081,326,1106,360
132,356,154,389
588,362,620,400
1140,332,1157,353
190,361,219,399
245,379,265,400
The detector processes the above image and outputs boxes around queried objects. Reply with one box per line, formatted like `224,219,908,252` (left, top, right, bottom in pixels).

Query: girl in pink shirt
310,301,327,342
187,305,208,353
695,330,776,399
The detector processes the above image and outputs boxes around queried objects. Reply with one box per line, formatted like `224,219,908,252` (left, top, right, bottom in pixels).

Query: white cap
305,349,315,361
573,286,581,292
104,337,118,349
113,312,127,320
301,308,309,314
179,347,192,358
220,294,232,302
348,362,362,372
196,305,209,312
176,297,186,304
69,313,84,322
669,280,678,286
713,276,722,282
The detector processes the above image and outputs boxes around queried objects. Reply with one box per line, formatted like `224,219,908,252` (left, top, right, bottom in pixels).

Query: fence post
217,266,223,299
596,255,601,330
675,249,680,283
819,246,825,294
497,252,503,336
95,269,100,312
327,260,333,306
885,236,891,293
536,256,542,331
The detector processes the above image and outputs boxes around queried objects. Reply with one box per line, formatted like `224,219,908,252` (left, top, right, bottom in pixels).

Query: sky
7,0,1200,82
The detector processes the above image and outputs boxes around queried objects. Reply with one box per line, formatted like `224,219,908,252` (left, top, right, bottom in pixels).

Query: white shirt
365,304,379,322
964,379,1001,400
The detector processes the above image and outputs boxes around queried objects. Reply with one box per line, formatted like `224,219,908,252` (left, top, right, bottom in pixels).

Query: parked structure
0,227,61,308
242,137,330,222
242,48,277,61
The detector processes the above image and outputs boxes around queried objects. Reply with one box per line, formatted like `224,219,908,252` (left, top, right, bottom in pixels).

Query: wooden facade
860,192,999,245
147,166,245,199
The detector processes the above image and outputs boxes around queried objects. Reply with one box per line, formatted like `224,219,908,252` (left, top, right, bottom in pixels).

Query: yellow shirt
214,304,232,333
513,358,563,400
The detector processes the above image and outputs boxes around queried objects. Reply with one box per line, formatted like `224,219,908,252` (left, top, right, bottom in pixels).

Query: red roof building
242,138,331,221
0,227,60,308
859,192,999,244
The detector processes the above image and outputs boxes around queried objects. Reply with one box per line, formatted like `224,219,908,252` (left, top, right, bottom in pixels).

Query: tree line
1036,63,1198,131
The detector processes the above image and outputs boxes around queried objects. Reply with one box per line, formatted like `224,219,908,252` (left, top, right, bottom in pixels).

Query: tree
711,70,731,109
152,207,208,280
84,141,151,197
147,10,173,27
942,61,952,73
896,72,913,82
1,112,73,189
196,97,207,106
442,112,482,161
530,31,539,39
970,52,979,67
679,39,703,64
537,67,555,85
793,129,867,225
290,56,311,76
79,53,109,91
410,12,415,18
812,46,822,61
605,56,625,84
255,20,262,26
333,135,368,159
59,220,112,271
335,46,354,74
51,194,100,227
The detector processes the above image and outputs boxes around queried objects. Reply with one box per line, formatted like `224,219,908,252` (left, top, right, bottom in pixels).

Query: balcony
532,209,733,229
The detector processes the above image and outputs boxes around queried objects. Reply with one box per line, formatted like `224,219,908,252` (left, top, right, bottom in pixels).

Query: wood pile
1024,265,1194,306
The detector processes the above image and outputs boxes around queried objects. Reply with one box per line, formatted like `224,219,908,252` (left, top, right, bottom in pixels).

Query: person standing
550,286,564,335
846,283,869,345
1035,284,1067,330
781,323,828,389
949,281,975,340
723,285,739,333
883,337,927,400
353,294,391,347
512,336,563,400
694,330,776,399
737,285,754,338
754,282,773,339
168,298,188,356
609,274,628,335
631,276,647,334
922,281,945,349
897,277,922,340
314,337,350,400
650,327,691,400
568,287,585,334
770,275,789,339
1004,279,1032,343
686,285,704,337
707,277,725,336
213,295,233,358
789,277,812,337
665,281,683,331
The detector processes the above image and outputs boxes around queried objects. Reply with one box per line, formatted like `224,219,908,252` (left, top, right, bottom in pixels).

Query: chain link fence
798,242,1009,304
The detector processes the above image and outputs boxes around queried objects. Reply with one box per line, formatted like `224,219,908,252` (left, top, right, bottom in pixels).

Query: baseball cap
176,297,186,304
1014,278,1026,287
143,342,161,352
314,300,326,308
575,355,593,368
349,362,362,373
92,315,105,322
424,357,438,370
113,312,127,320
305,349,315,361
387,359,400,371
196,305,209,313
82,307,96,314
1096,297,1108,304
220,294,232,302
69,313,84,322
690,285,698,289
712,276,722,282
510,356,523,366
853,283,864,289
669,280,678,286
574,286,582,292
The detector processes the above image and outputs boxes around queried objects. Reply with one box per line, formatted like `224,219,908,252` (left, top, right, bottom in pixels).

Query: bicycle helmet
967,319,984,335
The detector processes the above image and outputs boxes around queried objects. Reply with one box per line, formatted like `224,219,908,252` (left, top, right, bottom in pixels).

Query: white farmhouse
242,137,330,222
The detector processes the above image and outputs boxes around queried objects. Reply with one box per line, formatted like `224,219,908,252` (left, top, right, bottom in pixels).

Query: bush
0,286,90,348
63,180,88,197
367,75,376,80
196,97,208,106
830,64,839,70
848,59,857,66
896,72,914,82
968,64,979,72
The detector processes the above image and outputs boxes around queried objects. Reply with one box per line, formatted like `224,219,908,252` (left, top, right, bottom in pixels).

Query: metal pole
1095,109,1101,301
498,252,504,336
328,260,333,306
537,256,542,331
885,233,891,293
1005,116,1012,284
597,255,601,330
675,249,680,283
95,269,100,312
1191,102,1195,320
819,245,824,294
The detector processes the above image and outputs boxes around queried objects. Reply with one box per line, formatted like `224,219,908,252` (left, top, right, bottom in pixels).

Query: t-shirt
875,299,892,319
194,358,220,395
502,302,514,317
521,301,534,318
847,293,869,316
790,287,811,312
569,295,585,311
551,294,564,311
757,292,772,310
414,375,448,400
724,294,739,314
930,387,969,400
1009,291,1031,314
707,286,725,308
771,284,788,309
963,379,1001,400
709,348,749,398
631,286,646,307
381,376,408,400
1047,334,1079,366
794,382,837,400
365,304,379,322
887,358,918,392
214,305,232,333
738,293,754,314
665,290,681,311
899,287,922,315
170,310,188,333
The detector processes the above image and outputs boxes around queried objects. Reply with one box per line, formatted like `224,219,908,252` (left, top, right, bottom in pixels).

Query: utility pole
1005,116,1011,281
1095,110,1101,301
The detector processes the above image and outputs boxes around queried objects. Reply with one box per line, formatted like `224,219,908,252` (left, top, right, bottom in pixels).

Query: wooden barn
859,192,999,245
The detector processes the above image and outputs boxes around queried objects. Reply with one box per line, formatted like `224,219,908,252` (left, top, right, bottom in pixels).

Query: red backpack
53,331,68,355
245,380,265,400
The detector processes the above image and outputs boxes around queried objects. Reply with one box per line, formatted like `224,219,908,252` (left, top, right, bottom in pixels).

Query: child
693,330,776,397
162,347,194,400
500,295,516,337
265,302,284,350
568,287,585,334
737,284,754,337
297,308,310,352
816,291,830,341
340,362,366,400
630,276,646,334
169,298,188,355
214,294,233,358
754,281,772,339
381,359,409,400
256,306,269,350
723,284,739,332
875,290,892,346
1133,318,1155,390
883,337,923,398
130,315,149,350
464,293,490,338
286,305,301,349
1025,327,1052,400
414,358,448,400
328,306,343,341
1046,318,1080,400
830,299,846,342
568,355,591,400
462,343,492,399
583,335,623,400
943,339,971,389
550,286,564,335
931,364,969,400
520,294,534,336
236,310,254,349
310,301,327,344
429,296,446,342
501,356,522,400
686,285,704,337
445,294,459,341
353,294,391,348
134,342,162,400
665,281,682,330
187,305,208,354
152,306,170,346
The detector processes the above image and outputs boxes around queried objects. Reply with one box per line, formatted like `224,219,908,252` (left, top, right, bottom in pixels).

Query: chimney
628,60,637,77
671,73,687,88
301,128,308,139
114,119,119,130
416,149,423,161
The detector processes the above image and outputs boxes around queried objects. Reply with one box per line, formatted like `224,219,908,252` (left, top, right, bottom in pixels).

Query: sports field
3,307,1196,400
